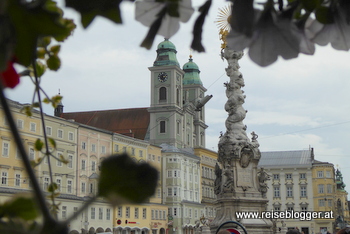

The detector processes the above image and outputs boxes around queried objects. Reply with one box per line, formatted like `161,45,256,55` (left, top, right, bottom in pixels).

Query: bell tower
148,39,185,147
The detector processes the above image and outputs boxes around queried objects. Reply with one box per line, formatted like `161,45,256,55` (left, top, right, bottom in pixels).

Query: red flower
0,59,20,89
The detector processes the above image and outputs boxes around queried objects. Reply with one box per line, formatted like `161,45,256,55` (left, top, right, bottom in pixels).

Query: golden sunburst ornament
215,4,232,49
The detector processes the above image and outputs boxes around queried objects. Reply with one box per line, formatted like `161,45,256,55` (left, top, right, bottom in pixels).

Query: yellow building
312,160,336,233
194,147,218,221
112,135,168,234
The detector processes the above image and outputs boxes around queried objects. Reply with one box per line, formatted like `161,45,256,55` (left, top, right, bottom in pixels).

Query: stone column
209,47,272,234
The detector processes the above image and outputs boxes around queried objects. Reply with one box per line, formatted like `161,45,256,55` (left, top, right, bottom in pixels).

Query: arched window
160,121,166,133
159,87,166,101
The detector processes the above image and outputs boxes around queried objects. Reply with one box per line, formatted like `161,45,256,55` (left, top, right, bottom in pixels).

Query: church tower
148,39,211,148
148,39,185,147
182,55,210,148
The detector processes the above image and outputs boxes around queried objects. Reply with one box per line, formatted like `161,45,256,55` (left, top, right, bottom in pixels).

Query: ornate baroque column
209,11,272,233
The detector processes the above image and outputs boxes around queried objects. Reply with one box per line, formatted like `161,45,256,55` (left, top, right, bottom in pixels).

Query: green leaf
0,196,39,220
7,0,75,67
48,137,56,149
34,60,46,77
66,0,123,28
48,183,58,193
37,47,46,59
50,45,61,55
98,154,158,204
301,0,318,12
34,139,44,151
21,106,33,117
315,6,334,24
47,55,61,71
43,98,50,104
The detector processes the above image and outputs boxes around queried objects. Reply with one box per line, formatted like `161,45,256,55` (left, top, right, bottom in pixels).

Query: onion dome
183,55,202,85
153,38,180,67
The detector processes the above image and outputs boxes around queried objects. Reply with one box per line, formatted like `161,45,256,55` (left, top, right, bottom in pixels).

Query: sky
6,1,350,194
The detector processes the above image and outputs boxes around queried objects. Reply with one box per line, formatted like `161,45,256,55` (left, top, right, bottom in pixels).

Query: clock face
158,72,168,83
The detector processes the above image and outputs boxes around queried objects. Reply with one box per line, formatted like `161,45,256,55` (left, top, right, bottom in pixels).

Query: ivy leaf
48,137,56,149
98,154,158,204
7,0,75,67
65,0,123,28
0,196,39,220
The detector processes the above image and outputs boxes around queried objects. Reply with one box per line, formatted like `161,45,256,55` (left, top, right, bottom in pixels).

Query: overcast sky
6,0,350,194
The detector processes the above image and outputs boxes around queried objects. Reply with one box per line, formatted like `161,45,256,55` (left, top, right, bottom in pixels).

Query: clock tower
148,39,211,148
148,39,186,147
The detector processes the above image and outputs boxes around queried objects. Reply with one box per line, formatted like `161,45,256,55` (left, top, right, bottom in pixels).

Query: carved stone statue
257,168,270,197
214,163,222,195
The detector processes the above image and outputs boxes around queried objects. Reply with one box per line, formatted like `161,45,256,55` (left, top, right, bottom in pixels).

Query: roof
62,108,150,140
160,143,201,160
183,57,202,85
258,149,313,168
154,39,180,67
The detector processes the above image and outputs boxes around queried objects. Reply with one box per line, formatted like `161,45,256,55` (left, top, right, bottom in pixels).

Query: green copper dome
153,39,180,67
183,56,202,85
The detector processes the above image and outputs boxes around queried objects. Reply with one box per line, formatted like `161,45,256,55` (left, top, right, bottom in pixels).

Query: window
17,119,24,129
56,178,61,191
123,146,127,153
118,206,122,217
318,184,324,194
286,186,293,197
159,87,167,101
89,183,94,194
139,150,143,157
317,171,324,178
1,171,8,185
173,208,177,216
68,155,73,168
300,185,307,197
106,209,111,220
91,144,96,152
91,207,95,219
300,173,306,179
99,208,103,220
301,206,308,212
327,184,332,193
319,199,325,207
160,121,166,133
43,177,49,190
143,208,147,219
46,126,52,136
81,142,86,150
2,142,9,157
15,174,21,186
131,148,135,156
91,161,96,171
81,182,86,193
67,180,72,193
173,187,177,196
62,206,67,219
101,146,106,154
74,207,78,219
287,206,294,211
274,186,280,197
328,199,333,207
29,147,35,160
274,205,281,211
68,132,74,141
57,153,62,166
273,174,279,180
114,144,119,152
326,171,331,178
286,173,292,179
30,123,36,132
126,207,130,218
81,160,86,171
58,129,63,138
151,210,154,220
167,187,173,196
135,208,139,219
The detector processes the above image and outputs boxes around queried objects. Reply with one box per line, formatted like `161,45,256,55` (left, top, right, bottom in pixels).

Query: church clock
158,72,168,82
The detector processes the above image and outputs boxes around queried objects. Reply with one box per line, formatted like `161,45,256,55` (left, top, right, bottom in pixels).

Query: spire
54,90,64,117
182,55,202,85
153,38,180,67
